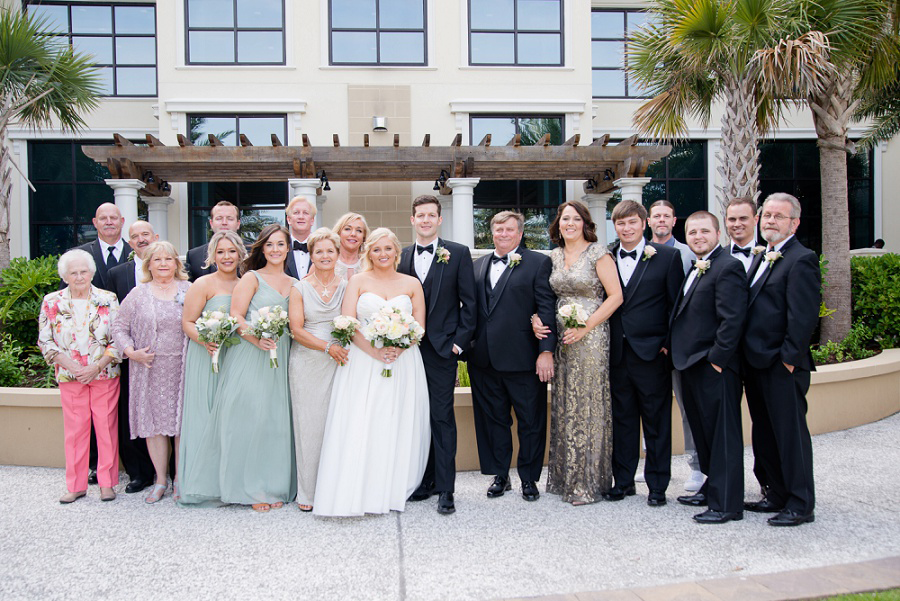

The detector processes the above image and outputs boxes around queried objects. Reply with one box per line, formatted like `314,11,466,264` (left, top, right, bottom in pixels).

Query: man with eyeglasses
743,193,819,527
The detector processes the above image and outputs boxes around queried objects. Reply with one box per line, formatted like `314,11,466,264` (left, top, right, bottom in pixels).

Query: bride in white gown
314,228,431,517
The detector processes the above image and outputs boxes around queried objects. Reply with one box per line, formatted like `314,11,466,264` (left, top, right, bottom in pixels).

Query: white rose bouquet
195,308,240,373
558,302,589,329
361,306,425,377
331,315,361,347
246,305,290,368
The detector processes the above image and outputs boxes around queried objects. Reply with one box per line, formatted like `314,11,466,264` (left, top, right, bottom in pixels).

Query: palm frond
755,31,835,97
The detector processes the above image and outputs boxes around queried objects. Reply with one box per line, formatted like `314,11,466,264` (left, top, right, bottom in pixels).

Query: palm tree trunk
716,74,761,215
811,73,858,343
0,121,12,271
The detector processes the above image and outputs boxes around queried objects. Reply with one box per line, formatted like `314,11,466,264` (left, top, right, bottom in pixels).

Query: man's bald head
93,203,124,245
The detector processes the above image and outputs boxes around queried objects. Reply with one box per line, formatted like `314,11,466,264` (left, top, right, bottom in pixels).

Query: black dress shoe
486,475,511,498
521,480,540,501
693,509,743,524
677,492,708,506
125,479,150,494
768,509,815,527
409,481,435,502
87,470,98,485
437,492,455,515
647,490,667,507
601,484,636,501
744,497,784,513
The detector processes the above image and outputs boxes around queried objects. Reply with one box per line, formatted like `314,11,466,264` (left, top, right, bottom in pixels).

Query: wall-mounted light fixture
317,169,331,191
372,117,388,132
433,169,449,191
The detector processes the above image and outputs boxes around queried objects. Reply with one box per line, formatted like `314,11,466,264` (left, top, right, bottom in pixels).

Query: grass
823,590,900,601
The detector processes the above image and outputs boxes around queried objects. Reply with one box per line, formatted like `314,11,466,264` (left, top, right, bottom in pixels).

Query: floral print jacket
38,286,122,384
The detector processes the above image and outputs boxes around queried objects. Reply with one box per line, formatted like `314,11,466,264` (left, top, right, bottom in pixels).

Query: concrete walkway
1,412,898,601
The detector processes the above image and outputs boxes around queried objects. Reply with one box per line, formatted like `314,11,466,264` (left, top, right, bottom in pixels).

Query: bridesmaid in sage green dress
177,231,245,507
215,224,297,512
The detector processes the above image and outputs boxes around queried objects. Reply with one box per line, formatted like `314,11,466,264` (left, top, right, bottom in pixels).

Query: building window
185,0,285,65
26,2,157,97
188,115,289,245
759,140,874,254
638,141,707,242
591,9,649,98
468,0,563,66
329,0,427,65
28,141,148,257
470,115,565,249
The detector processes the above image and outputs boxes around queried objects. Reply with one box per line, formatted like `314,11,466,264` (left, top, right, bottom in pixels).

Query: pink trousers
59,378,120,492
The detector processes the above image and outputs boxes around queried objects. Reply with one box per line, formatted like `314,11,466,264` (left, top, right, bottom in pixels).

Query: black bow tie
416,244,434,255
491,255,508,264
732,245,751,257
619,249,637,260
293,241,308,252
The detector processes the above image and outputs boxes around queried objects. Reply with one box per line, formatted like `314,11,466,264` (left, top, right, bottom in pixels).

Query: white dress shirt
489,253,509,288
616,238,645,287
728,240,756,272
100,238,124,264
414,240,436,283
750,235,793,287
133,256,144,286
291,235,311,278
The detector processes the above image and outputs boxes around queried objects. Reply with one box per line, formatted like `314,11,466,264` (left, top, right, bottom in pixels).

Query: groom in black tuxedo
742,193,819,527
604,201,683,507
399,195,477,515
670,211,747,524
469,211,556,501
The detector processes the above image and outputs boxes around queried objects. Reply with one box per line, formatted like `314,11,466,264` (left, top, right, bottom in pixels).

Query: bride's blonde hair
360,227,402,272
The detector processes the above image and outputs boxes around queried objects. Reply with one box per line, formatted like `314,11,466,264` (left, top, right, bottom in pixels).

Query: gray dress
546,242,613,504
288,278,347,507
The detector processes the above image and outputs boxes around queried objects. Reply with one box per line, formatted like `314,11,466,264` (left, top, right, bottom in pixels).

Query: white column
447,178,479,248
582,192,614,247
104,179,145,232
440,196,454,241
613,177,653,204
143,196,174,241
288,178,323,229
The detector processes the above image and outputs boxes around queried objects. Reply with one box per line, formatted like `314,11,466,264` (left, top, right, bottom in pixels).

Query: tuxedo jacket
669,246,747,373
71,239,133,291
742,236,819,372
399,239,477,359
610,242,683,365
185,244,214,282
106,260,139,303
284,248,304,279
469,246,556,372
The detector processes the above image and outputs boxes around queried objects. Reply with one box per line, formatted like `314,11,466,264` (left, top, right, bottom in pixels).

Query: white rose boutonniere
694,259,711,277
765,250,783,266
435,246,450,264
642,246,657,261
507,252,522,269
752,245,766,256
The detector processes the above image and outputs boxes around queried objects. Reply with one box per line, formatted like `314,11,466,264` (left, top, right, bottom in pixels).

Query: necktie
619,249,637,260
106,246,116,269
732,245,751,257
491,255,508,264
293,241,308,252
416,244,434,255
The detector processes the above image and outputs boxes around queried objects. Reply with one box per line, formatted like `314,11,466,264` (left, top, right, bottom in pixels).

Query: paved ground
1,412,898,601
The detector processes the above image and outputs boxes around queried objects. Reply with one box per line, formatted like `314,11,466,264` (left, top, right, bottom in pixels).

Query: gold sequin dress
546,242,613,503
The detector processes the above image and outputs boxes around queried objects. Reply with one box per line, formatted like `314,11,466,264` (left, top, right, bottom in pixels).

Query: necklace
311,270,336,299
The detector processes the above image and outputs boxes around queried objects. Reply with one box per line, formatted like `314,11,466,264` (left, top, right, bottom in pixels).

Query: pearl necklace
311,270,336,299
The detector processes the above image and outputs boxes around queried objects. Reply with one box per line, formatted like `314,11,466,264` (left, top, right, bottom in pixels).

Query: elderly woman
111,241,190,504
332,212,369,280
38,249,122,504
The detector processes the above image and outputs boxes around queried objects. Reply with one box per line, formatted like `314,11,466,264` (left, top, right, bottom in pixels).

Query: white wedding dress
313,293,431,517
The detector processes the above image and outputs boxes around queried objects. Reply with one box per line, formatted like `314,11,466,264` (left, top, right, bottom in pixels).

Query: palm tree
755,0,900,342
0,8,102,270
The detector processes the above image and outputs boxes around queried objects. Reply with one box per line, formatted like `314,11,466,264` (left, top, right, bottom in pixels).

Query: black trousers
679,361,744,513
419,340,459,493
610,341,672,492
469,362,547,482
117,363,155,482
743,361,815,513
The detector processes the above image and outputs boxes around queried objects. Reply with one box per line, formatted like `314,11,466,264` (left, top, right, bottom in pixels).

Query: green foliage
851,254,900,347
456,361,470,388
0,255,61,348
811,320,876,364
0,332,25,387
819,255,836,318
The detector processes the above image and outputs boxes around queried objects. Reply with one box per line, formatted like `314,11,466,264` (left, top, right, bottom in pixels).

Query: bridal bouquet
331,315,361,347
361,306,425,377
195,309,240,373
558,302,589,329
246,305,290,368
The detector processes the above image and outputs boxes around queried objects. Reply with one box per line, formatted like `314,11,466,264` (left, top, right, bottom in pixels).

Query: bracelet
324,341,335,354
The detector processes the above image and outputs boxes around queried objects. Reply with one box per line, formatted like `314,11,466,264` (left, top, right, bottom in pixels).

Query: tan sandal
59,491,86,504
270,502,284,510
297,504,313,512
252,503,271,513
144,483,167,504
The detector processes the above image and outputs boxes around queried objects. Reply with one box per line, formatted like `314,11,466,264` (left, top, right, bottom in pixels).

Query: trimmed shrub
0,255,61,349
851,254,900,348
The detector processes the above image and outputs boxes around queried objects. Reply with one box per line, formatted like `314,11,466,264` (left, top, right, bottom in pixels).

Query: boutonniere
435,246,450,264
642,246,657,261
694,259,711,277
174,288,186,306
127,250,135,262
507,252,522,269
751,245,766,256
765,250,782,266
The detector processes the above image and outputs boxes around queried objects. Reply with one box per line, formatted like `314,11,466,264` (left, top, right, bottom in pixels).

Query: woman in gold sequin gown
537,201,623,505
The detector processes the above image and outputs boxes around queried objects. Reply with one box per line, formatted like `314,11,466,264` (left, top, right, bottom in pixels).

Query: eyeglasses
760,213,794,222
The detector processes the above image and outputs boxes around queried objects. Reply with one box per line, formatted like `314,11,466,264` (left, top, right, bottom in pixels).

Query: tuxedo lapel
91,240,109,282
623,249,650,305
401,246,415,277
487,245,521,315
748,237,797,306
126,265,136,292
285,251,298,279
426,239,445,316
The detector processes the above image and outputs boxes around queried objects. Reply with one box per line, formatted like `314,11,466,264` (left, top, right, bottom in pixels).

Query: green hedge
851,254,900,348
0,255,61,349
